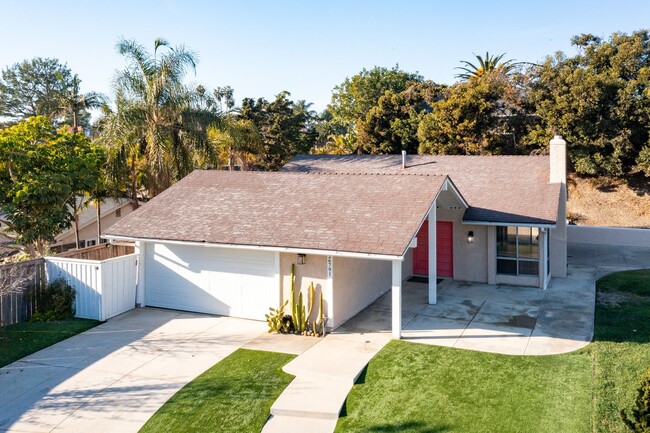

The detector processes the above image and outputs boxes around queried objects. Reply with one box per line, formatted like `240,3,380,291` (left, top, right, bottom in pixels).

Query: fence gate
45,254,138,321
0,259,45,326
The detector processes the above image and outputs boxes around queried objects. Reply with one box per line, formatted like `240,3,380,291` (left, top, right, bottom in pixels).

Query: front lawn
139,349,295,433
336,269,650,433
0,318,99,368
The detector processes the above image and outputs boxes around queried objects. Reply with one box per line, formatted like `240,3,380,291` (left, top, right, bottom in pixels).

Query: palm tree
57,74,106,132
108,37,220,197
208,117,261,171
455,52,518,81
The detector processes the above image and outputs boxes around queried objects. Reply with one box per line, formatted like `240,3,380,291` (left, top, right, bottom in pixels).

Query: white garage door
144,242,279,320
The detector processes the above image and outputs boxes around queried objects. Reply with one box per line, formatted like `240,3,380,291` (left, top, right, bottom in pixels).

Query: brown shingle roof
104,170,449,257
282,155,560,225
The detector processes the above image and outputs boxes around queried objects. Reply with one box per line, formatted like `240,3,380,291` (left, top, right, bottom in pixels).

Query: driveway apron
0,308,265,433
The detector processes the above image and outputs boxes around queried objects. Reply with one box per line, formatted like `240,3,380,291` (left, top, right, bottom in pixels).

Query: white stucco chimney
549,135,567,278
401,150,407,169
549,135,566,184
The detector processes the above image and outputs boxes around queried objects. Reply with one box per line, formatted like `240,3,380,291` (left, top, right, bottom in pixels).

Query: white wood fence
45,253,138,321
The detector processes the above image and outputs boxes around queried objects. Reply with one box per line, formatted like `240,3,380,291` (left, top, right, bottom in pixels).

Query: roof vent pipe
401,150,407,169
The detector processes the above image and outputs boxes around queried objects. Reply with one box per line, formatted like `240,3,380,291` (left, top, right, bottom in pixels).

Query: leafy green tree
327,65,423,142
106,37,221,197
0,117,103,256
418,70,534,155
357,81,444,154
239,91,316,170
0,58,74,123
527,30,650,177
455,52,520,81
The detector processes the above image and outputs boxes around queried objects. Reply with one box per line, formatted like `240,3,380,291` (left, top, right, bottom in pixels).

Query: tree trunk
131,156,139,209
74,213,80,249
229,145,234,171
96,200,102,244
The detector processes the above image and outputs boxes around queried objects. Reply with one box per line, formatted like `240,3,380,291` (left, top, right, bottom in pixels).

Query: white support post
428,206,437,304
326,255,334,329
391,259,402,339
134,241,146,307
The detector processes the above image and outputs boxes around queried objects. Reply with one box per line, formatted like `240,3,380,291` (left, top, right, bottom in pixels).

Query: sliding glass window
496,226,539,276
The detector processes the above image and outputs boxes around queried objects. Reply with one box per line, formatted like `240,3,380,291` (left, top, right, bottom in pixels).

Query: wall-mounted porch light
467,231,474,243
297,254,306,265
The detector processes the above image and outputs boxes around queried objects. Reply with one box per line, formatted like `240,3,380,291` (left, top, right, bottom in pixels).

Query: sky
1,0,649,112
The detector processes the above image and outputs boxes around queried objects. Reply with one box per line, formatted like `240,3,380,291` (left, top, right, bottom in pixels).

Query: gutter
461,220,556,229
102,235,405,262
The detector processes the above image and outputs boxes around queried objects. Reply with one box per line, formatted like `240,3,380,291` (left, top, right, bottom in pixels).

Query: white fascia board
461,220,556,229
404,180,445,255
443,178,469,208
102,235,404,261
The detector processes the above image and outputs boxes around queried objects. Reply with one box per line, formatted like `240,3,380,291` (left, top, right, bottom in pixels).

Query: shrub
621,368,650,432
30,279,76,322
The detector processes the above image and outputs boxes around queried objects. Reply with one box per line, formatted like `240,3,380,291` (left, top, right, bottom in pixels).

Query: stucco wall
280,253,329,324
332,256,391,328
402,248,413,280
567,225,650,248
436,208,488,283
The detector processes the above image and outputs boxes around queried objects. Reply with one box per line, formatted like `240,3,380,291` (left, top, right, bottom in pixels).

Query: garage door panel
145,243,277,320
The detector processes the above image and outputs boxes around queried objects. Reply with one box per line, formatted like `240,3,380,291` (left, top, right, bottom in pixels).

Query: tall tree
528,30,650,177
57,74,105,131
107,37,220,197
0,117,103,256
239,91,316,170
327,65,423,143
418,69,535,155
207,117,261,170
0,58,74,123
455,52,519,81
357,81,444,154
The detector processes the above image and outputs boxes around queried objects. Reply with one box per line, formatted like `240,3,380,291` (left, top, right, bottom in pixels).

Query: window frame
496,226,540,276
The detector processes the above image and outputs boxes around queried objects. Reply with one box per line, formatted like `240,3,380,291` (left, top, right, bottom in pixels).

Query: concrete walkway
261,242,650,432
0,308,266,433
261,331,391,433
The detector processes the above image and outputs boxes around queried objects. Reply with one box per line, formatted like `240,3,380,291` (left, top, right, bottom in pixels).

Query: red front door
412,221,454,278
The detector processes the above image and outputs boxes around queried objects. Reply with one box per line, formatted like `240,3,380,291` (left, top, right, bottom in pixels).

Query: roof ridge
303,171,446,176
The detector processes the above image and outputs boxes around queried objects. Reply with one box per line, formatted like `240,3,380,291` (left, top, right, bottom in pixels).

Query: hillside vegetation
567,175,650,228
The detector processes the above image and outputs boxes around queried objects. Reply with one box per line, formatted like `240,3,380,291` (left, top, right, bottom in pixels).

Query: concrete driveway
0,308,266,433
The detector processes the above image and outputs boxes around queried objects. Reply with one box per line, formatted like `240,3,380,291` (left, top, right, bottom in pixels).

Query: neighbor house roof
104,170,452,257
282,154,560,225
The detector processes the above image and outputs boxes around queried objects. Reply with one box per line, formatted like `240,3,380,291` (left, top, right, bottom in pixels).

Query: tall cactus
306,281,315,323
290,264,297,329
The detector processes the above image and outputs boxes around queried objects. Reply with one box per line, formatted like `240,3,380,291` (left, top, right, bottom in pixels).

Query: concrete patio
338,274,591,355
336,242,650,355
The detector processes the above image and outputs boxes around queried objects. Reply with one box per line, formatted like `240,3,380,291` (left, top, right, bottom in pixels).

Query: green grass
336,269,650,433
0,318,100,368
139,349,296,433
596,269,650,296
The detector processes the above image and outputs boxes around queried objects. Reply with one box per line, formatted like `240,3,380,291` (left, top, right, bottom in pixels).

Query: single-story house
104,136,567,338
53,198,139,251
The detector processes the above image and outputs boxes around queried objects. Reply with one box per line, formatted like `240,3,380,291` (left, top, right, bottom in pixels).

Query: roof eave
461,219,557,228
102,234,405,261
